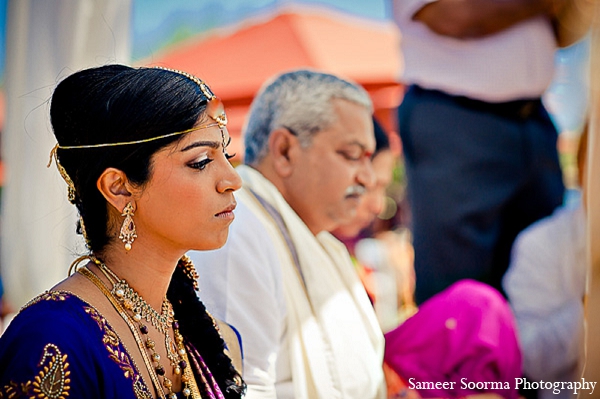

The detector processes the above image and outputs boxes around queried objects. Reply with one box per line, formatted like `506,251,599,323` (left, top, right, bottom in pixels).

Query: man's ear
96,168,135,214
268,128,298,178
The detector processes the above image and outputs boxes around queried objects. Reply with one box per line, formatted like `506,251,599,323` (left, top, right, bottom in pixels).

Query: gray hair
243,69,373,165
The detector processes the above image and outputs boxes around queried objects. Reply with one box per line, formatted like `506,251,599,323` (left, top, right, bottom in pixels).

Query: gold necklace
78,266,166,398
80,259,200,399
98,262,174,335
95,261,190,398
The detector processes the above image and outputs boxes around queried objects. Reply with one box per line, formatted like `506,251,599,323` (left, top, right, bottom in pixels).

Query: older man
188,70,385,399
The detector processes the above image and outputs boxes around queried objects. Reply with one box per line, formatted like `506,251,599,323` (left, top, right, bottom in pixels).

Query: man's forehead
310,128,374,156
335,123,376,151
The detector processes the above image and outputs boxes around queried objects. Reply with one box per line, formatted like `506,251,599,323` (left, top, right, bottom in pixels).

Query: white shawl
236,165,386,399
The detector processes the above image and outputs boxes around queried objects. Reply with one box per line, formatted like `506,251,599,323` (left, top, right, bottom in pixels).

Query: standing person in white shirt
503,127,588,399
391,0,574,304
188,70,386,399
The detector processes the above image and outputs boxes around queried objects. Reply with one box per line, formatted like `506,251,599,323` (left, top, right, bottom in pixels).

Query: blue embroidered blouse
0,291,154,399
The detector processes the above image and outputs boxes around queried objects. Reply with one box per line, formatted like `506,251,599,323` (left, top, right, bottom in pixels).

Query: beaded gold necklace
78,259,201,399
99,262,173,335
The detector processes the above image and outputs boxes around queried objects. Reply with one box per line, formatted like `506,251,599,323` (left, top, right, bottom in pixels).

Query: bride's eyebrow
180,140,220,152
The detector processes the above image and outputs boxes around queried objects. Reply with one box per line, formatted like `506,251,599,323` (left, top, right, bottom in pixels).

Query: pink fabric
384,280,521,399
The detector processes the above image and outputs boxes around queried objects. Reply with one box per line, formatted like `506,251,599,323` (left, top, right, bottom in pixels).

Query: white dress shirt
503,202,587,398
393,0,557,102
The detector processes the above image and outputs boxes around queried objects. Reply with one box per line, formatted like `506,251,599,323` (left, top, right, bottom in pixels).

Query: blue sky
0,0,6,78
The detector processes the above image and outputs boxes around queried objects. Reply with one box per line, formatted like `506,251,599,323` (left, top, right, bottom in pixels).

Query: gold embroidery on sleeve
32,344,71,399
0,344,70,399
1,380,33,398
84,306,153,399
21,292,68,311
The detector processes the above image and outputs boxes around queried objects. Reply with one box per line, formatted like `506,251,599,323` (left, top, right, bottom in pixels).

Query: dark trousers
398,86,565,304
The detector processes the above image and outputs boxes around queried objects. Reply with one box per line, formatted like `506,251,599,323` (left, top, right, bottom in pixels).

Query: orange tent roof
143,6,404,156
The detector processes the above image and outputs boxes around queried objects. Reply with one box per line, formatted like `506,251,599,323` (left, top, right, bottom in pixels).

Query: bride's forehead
181,126,225,145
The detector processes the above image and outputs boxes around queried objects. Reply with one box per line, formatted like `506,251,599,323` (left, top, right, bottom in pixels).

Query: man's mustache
344,185,367,197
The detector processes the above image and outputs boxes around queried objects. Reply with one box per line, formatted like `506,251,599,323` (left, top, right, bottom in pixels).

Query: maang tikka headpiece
47,67,228,246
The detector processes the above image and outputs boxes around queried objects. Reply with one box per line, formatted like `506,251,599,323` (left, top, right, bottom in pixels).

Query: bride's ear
96,168,134,214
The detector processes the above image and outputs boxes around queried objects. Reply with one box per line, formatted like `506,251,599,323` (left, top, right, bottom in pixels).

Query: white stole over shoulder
236,165,385,399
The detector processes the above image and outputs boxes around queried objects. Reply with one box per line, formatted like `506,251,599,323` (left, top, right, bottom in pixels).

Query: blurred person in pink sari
384,279,522,399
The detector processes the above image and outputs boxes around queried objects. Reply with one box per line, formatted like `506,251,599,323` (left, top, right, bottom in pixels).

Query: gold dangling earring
119,202,137,251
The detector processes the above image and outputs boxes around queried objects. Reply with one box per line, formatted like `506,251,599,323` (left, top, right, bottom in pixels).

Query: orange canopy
144,6,404,157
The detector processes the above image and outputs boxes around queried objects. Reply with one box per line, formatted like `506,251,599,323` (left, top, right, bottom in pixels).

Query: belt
413,86,542,120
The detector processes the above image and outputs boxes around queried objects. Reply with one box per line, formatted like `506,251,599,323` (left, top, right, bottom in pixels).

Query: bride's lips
215,202,237,219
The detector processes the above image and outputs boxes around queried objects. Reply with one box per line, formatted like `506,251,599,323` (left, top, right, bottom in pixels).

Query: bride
0,65,246,399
